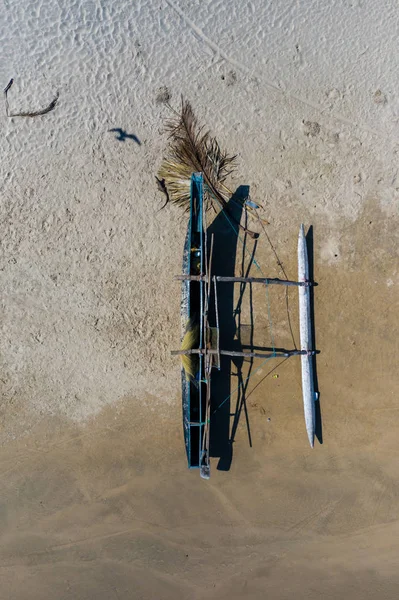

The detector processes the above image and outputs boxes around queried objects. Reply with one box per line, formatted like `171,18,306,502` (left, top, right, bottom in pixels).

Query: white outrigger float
298,224,316,448
172,175,318,478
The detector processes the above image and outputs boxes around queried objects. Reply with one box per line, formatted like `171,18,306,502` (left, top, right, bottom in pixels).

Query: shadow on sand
306,226,322,444
108,128,141,145
207,187,250,470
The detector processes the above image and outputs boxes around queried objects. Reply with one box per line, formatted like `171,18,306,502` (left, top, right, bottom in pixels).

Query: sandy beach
1,1,399,598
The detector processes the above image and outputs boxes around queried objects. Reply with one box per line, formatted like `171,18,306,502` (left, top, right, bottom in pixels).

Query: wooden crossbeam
175,275,313,287
172,348,316,359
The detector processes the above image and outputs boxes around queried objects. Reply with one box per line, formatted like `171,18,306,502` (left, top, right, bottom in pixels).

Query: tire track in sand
165,0,386,139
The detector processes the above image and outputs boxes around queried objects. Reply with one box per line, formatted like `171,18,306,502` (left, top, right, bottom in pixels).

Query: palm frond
158,98,236,211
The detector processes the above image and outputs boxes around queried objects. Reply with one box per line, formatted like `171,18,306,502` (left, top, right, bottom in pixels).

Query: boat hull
181,174,207,468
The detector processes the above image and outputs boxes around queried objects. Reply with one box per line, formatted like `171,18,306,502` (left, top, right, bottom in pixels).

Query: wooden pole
213,276,220,369
175,274,312,287
171,348,314,359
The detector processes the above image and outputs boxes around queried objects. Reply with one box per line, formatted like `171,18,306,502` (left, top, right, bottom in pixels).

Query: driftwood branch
3,78,59,118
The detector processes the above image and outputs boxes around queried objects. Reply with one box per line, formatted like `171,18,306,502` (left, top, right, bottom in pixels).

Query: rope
213,197,262,271
204,188,279,414
209,188,297,351
212,354,275,415
264,280,276,352
209,190,276,353
252,206,298,350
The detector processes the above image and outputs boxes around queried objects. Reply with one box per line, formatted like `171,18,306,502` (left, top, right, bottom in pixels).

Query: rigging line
252,206,298,350
207,189,262,272
212,354,276,416
284,285,298,350
230,369,253,448
229,224,255,445
230,260,255,447
245,357,290,401
230,218,264,434
265,281,275,353
253,206,288,279
207,194,278,412
233,225,258,319
209,190,276,348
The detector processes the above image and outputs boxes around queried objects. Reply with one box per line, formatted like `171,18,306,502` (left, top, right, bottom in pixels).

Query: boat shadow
207,187,258,471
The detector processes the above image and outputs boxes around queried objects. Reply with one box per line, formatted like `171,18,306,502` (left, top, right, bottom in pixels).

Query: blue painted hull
181,174,207,469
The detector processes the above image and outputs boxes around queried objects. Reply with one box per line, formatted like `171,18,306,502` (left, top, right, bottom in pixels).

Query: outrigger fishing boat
157,98,318,477
172,173,317,478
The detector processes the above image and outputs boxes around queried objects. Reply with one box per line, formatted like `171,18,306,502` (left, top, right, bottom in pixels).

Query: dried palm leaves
157,98,258,237
158,98,236,213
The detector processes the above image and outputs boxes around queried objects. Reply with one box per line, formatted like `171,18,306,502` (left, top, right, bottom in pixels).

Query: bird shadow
108,128,141,145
